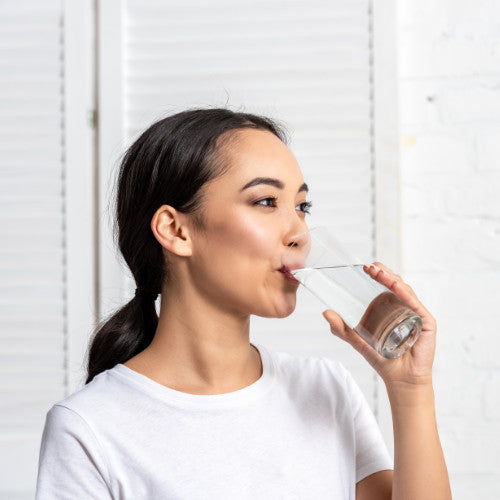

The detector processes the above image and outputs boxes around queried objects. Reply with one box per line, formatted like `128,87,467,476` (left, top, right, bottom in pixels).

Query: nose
282,221,310,268
284,218,309,247
283,212,309,243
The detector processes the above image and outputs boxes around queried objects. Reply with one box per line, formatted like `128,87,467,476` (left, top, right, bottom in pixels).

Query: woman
36,108,451,499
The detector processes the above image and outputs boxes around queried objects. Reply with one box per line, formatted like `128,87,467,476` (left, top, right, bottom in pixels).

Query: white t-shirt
35,343,393,499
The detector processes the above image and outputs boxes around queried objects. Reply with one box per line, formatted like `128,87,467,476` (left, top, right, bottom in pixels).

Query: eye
298,201,313,215
254,197,312,215
254,197,278,208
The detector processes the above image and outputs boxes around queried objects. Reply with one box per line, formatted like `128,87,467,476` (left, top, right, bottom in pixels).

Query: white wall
398,1,500,498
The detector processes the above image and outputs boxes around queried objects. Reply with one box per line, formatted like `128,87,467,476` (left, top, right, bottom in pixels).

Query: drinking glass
282,225,422,358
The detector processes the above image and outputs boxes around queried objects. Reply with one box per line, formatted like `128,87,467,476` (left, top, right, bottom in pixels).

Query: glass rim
289,224,327,243
284,224,364,268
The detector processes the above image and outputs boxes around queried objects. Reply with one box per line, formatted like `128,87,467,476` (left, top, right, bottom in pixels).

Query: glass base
376,310,423,359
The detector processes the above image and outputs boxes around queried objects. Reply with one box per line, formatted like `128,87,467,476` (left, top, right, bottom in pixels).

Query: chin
256,295,297,319
273,307,296,319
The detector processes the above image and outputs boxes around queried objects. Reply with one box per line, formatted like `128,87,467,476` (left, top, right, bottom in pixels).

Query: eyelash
254,197,313,215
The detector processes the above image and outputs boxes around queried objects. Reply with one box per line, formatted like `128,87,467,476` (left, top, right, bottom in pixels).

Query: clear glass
283,225,422,358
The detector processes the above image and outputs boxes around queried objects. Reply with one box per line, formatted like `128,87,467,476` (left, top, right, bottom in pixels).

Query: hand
322,262,437,388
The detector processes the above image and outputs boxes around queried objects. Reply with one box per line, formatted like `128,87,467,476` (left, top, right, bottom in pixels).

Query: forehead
216,128,303,184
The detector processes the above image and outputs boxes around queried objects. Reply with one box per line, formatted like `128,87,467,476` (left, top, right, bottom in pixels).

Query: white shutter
0,1,65,496
122,0,375,380
124,1,373,257
0,0,96,497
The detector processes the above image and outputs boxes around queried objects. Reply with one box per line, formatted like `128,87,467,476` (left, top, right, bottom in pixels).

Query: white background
1,0,498,498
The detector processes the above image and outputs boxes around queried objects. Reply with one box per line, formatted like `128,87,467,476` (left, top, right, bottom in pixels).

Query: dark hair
85,107,289,384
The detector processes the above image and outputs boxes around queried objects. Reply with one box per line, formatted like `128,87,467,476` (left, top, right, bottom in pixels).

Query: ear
151,205,193,257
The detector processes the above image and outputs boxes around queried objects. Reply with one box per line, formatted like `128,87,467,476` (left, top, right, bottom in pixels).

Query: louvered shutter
0,1,95,497
120,0,375,382
0,1,65,496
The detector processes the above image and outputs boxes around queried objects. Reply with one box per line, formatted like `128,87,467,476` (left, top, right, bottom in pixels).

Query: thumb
322,309,382,365
322,310,345,334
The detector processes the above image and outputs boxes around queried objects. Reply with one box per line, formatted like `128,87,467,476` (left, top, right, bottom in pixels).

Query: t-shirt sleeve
340,364,394,483
35,404,113,499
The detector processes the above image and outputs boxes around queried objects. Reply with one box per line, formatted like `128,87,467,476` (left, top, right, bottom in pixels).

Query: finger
363,263,435,326
321,309,345,333
365,262,407,288
322,310,383,365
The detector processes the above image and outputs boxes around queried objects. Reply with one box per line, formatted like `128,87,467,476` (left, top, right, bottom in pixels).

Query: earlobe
151,205,193,257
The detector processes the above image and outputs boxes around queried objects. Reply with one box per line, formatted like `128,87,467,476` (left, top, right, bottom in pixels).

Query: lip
278,266,300,284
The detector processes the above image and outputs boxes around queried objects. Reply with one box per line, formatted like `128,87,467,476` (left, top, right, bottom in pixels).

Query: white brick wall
398,1,500,498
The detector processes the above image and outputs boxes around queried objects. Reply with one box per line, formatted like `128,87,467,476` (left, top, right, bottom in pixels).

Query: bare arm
323,261,451,500
355,383,451,500
356,470,393,499
386,381,451,500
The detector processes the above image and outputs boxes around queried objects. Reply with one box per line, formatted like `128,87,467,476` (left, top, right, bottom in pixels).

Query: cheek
221,212,276,270
233,218,273,261
192,212,296,315
199,213,276,280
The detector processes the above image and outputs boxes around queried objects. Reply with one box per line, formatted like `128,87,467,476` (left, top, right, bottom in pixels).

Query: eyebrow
240,177,309,194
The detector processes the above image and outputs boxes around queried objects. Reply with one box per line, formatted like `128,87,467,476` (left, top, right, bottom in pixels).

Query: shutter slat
0,0,66,493
123,0,375,393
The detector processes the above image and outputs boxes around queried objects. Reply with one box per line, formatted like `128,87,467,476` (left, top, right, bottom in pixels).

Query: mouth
277,266,300,284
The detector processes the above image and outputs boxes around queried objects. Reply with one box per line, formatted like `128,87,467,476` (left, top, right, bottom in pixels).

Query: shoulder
260,344,352,402
38,401,114,497
45,366,124,425
264,344,349,382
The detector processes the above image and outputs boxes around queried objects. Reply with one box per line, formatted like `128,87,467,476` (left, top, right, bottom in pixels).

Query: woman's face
189,128,311,319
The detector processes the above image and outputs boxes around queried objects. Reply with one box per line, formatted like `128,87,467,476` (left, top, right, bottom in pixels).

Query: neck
124,290,262,395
